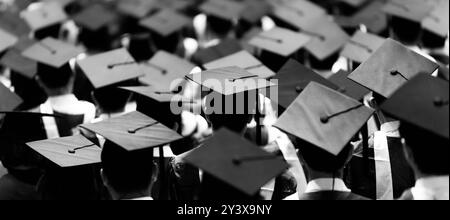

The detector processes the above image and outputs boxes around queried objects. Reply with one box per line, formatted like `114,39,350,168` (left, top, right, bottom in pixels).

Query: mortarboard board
121,86,193,104
0,37,37,79
117,0,157,19
422,0,449,38
0,83,23,115
80,111,183,151
275,82,374,155
26,135,101,168
77,48,144,89
382,0,433,23
21,1,68,31
204,50,276,79
381,74,449,140
274,59,339,109
21,37,83,68
139,9,191,37
240,0,272,24
0,11,31,37
0,28,18,53
348,39,439,98
303,17,350,61
72,4,118,32
340,30,386,64
199,0,245,21
329,70,371,101
349,0,388,34
139,51,196,92
185,66,275,96
270,0,327,30
183,128,289,196
154,0,193,11
193,39,243,65
381,74,449,139
249,27,311,57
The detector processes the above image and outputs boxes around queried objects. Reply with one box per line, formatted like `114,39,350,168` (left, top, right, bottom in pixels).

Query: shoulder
398,189,414,200
299,191,371,201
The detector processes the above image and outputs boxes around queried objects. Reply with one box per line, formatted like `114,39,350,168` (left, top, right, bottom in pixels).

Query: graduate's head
400,123,449,177
380,74,449,177
203,91,256,134
10,71,48,110
92,85,133,115
390,16,422,46
37,63,75,96
101,141,157,199
296,138,354,174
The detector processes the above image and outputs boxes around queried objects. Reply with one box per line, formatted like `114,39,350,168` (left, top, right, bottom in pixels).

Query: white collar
130,197,154,201
411,176,449,200
305,178,351,193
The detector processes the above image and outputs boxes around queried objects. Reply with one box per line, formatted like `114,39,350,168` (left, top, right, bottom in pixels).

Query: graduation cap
204,50,276,79
382,0,433,23
0,83,23,116
0,11,31,37
26,135,101,168
338,0,368,8
421,0,449,46
72,4,118,32
240,0,272,24
139,9,190,37
329,70,371,101
21,1,68,31
185,66,275,97
193,39,243,65
348,39,439,98
275,82,374,155
274,59,339,110
0,28,18,53
199,0,245,21
117,0,158,19
139,50,196,92
349,0,388,34
80,111,183,151
77,48,144,89
248,27,311,57
302,17,350,61
271,0,327,30
21,37,83,69
381,74,449,139
183,128,289,196
340,30,386,64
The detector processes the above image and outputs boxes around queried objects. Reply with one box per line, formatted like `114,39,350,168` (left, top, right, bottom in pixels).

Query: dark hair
37,165,104,200
10,71,48,110
296,138,354,173
400,123,449,176
199,173,263,200
390,16,422,45
92,86,132,114
101,141,155,194
421,30,448,49
204,92,255,133
38,63,74,89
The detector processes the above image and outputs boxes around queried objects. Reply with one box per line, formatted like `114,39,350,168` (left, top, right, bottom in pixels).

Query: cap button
295,86,303,93
338,87,347,93
232,158,242,166
434,97,444,106
320,116,329,124
390,70,398,76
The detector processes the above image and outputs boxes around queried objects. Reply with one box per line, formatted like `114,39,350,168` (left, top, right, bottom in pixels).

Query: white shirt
305,178,351,193
411,176,449,200
285,178,351,200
